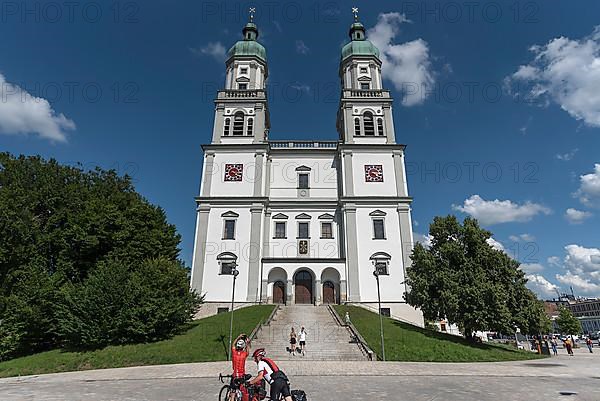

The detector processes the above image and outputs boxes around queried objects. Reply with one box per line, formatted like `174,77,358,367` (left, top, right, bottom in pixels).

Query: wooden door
294,271,313,304
273,281,285,304
323,281,335,304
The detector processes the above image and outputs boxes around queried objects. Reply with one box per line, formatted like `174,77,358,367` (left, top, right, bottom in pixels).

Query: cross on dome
249,7,256,22
352,7,359,21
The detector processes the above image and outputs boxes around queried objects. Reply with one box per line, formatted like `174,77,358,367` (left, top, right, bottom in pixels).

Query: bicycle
218,373,306,401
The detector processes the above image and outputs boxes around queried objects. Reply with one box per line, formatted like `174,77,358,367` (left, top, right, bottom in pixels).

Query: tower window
298,222,310,239
298,173,309,189
240,67,248,74
360,67,368,74
364,112,375,136
224,118,231,136
247,118,254,136
377,118,384,136
238,83,248,90
354,118,361,136
223,220,236,240
233,112,244,136
373,219,386,239
360,83,370,90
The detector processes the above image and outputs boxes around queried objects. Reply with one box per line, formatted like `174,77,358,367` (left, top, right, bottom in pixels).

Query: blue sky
1,1,599,298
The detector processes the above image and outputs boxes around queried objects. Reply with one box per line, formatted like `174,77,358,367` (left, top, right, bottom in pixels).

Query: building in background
189,13,423,327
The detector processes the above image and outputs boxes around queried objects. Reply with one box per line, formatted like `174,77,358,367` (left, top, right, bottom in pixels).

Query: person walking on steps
289,327,297,356
298,327,307,356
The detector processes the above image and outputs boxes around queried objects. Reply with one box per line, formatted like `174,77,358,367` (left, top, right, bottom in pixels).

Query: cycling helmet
235,339,246,350
252,348,266,360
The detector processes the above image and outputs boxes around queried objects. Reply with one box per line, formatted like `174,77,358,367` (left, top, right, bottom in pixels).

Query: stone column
344,204,360,302
287,278,293,304
261,279,268,303
392,150,408,197
212,104,225,143
264,156,272,197
315,279,322,305
253,151,264,197
340,279,348,302
383,104,396,144
247,204,263,302
397,204,414,297
342,150,354,197
201,152,215,197
190,206,211,293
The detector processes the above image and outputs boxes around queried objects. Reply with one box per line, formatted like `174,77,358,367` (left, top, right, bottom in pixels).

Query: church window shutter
247,118,254,136
364,112,375,136
233,112,244,136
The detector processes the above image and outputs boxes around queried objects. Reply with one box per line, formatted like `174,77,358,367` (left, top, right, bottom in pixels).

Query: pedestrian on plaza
564,337,574,356
298,327,307,356
586,337,593,353
289,327,297,356
551,337,558,356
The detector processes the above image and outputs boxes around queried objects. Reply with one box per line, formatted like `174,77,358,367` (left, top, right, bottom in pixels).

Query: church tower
211,13,270,144
336,12,396,145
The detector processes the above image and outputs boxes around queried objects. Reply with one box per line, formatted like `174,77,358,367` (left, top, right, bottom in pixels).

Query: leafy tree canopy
555,306,581,335
0,153,200,360
406,215,549,339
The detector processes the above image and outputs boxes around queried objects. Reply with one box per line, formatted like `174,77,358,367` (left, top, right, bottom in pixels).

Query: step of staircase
251,305,368,361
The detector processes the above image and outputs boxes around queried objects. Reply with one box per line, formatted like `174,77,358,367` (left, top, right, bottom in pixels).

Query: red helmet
252,348,266,360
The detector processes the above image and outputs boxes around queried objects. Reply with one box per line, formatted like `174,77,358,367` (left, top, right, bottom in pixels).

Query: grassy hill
0,305,275,378
335,305,542,362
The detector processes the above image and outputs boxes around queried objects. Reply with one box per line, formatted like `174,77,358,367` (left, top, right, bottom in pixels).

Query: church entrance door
273,281,285,304
294,271,313,304
323,281,336,304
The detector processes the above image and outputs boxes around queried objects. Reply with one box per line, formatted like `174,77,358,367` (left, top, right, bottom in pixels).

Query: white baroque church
190,14,424,326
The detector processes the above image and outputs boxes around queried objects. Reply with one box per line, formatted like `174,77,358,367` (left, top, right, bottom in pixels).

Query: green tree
0,153,200,359
556,306,581,335
406,215,547,340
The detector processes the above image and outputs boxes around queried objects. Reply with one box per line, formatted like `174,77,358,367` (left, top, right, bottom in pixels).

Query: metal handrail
327,305,374,361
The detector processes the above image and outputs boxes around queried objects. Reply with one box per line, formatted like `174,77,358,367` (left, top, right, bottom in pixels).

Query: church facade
190,15,424,326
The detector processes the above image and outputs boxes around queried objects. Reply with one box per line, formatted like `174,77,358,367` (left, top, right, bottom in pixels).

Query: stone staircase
251,305,368,361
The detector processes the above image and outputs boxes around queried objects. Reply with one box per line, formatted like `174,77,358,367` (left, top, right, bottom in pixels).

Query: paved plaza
1,348,598,400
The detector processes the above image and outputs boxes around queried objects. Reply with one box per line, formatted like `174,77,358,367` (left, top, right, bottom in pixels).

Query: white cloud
486,237,504,251
547,256,561,267
507,26,600,127
553,244,600,296
521,263,545,273
509,233,536,242
452,195,551,225
367,12,435,106
295,40,310,55
0,73,75,142
564,208,593,224
526,274,559,298
556,148,578,161
574,164,600,207
414,232,432,248
190,42,226,62
289,83,310,93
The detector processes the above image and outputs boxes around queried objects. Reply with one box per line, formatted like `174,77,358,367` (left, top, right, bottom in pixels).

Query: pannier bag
291,389,307,401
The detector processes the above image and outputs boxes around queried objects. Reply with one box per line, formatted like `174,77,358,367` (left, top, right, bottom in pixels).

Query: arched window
223,118,230,136
233,112,244,136
354,118,361,136
377,118,384,136
364,112,375,136
247,118,254,136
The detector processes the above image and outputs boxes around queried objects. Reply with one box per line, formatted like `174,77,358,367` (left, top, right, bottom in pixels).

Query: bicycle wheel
219,385,230,401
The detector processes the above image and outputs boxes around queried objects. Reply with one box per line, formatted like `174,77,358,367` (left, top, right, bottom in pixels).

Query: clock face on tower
224,164,243,181
364,165,384,182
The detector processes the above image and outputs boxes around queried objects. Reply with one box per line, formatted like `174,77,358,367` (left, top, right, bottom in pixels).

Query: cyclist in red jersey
230,333,251,401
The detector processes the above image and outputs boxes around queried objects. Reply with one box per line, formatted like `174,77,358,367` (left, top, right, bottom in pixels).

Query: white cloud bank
0,73,75,142
367,13,435,106
190,42,227,62
574,164,600,208
507,26,600,127
564,208,592,224
452,195,551,225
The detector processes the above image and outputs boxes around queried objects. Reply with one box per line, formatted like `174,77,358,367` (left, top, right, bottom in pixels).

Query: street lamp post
373,269,386,361
228,268,239,361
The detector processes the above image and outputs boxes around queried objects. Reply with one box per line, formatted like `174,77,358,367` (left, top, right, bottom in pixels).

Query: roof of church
341,21,380,61
228,22,267,62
